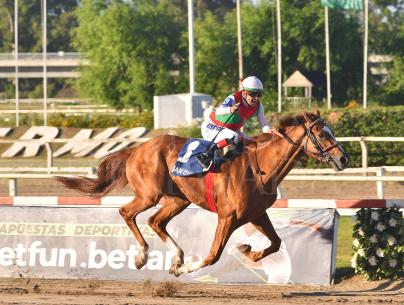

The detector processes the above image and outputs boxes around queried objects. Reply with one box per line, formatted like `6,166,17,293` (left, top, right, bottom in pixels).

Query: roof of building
283,70,313,87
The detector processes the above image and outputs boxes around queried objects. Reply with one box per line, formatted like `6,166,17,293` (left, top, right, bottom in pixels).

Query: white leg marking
165,238,183,264
177,260,204,274
138,246,148,261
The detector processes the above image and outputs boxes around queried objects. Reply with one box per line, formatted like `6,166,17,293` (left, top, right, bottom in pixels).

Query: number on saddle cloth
172,139,214,177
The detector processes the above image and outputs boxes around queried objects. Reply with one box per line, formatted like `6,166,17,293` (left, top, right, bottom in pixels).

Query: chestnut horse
56,112,348,276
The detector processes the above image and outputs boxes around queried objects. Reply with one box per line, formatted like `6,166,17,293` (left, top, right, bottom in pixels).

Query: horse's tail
55,148,133,198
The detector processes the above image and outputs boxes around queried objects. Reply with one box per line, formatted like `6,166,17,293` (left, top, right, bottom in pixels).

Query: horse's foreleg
119,197,157,269
147,197,190,272
237,212,281,262
173,213,237,276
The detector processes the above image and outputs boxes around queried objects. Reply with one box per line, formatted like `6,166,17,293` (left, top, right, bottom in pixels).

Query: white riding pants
201,121,242,144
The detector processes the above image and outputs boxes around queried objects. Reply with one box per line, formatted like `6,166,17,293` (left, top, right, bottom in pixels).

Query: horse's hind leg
119,197,158,269
237,212,281,262
147,197,190,272
173,214,237,276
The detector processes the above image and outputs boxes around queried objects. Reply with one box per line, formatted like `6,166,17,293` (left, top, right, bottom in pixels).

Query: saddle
171,139,245,177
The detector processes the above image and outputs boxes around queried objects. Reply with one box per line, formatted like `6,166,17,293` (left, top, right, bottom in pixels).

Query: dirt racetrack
0,275,403,305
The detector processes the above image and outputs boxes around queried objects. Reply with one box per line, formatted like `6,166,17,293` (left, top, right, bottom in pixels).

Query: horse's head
301,111,349,171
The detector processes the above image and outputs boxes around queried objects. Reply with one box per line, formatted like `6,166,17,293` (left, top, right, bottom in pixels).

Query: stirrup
196,152,213,169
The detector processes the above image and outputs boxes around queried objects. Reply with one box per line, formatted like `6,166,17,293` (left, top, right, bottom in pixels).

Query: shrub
351,207,403,280
0,112,154,130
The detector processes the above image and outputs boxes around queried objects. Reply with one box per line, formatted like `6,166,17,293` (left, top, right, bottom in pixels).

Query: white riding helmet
242,76,263,93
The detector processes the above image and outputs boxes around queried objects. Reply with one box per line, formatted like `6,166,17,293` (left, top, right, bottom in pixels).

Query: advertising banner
0,206,338,284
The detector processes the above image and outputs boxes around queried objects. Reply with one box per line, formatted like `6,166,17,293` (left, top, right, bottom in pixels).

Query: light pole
42,0,48,126
276,0,282,112
363,0,368,109
325,6,331,110
236,0,243,89
188,0,195,94
14,0,19,126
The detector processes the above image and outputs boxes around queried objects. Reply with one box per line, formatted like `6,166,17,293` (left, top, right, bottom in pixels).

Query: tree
280,1,364,105
0,0,14,52
74,0,187,110
369,0,404,56
379,56,404,104
0,0,79,98
0,0,78,53
194,11,238,103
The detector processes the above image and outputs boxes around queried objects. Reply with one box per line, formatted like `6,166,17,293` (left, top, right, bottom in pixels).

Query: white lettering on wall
53,129,93,157
1,127,59,158
93,127,146,158
0,128,11,138
73,128,118,157
0,127,148,158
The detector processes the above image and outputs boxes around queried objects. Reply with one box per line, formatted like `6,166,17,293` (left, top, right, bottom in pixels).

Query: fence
1,166,403,199
1,137,404,198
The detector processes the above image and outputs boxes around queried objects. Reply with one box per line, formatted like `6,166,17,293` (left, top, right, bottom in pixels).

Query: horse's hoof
237,244,251,254
169,264,181,277
135,256,147,269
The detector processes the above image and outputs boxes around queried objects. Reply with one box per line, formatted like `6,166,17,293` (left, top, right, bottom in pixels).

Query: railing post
376,167,385,199
359,139,368,170
45,142,53,173
277,186,284,199
9,178,17,196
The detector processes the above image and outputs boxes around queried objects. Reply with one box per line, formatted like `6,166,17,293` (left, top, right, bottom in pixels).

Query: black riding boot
197,144,218,169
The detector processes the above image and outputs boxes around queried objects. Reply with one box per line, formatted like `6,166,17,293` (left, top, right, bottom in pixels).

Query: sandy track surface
0,276,402,305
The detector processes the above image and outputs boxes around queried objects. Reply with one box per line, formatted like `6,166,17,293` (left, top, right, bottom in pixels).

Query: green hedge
325,107,404,167
0,111,154,130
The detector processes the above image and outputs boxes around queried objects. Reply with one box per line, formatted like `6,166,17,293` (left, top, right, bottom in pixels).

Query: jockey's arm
257,103,271,133
215,95,238,115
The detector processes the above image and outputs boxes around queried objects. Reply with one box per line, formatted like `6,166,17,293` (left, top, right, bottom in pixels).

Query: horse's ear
315,109,321,116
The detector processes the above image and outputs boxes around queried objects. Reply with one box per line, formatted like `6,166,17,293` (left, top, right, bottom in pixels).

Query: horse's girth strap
205,172,217,213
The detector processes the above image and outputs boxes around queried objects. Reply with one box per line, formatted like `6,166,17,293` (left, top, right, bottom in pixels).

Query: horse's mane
276,112,320,132
248,112,318,148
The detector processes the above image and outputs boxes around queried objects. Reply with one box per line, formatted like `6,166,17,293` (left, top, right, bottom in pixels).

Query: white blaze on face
322,125,346,154
323,125,335,139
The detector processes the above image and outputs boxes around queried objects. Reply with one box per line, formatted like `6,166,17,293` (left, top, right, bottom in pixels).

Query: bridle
273,114,340,163
303,115,340,163
252,114,341,190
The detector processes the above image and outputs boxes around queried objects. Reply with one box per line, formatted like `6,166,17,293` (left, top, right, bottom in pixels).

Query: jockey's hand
230,103,240,113
265,128,276,134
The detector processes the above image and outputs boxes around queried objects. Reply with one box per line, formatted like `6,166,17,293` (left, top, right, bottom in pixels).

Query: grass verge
335,216,355,282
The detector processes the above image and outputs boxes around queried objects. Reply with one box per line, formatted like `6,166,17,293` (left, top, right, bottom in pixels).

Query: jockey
197,76,271,168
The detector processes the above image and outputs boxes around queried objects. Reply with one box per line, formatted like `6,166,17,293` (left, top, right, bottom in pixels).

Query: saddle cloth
171,139,221,177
